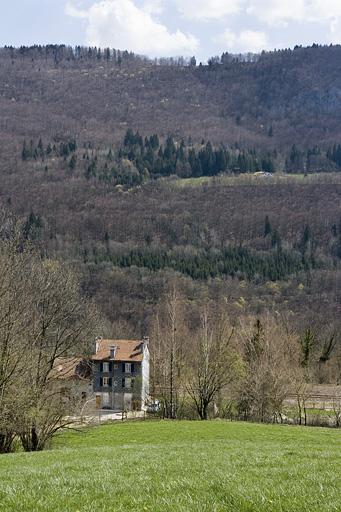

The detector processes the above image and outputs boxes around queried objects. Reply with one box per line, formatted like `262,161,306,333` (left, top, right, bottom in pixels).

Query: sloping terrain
1,44,341,157
0,44,340,342
0,421,339,512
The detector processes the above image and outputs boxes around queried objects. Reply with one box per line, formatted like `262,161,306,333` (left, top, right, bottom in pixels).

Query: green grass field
0,420,340,512
170,172,341,188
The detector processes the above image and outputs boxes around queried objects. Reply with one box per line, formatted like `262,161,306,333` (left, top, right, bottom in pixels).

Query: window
124,377,132,389
102,377,110,387
102,393,110,407
103,362,110,373
125,363,132,373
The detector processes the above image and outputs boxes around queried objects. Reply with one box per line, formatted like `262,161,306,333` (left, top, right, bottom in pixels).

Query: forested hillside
2,43,341,157
0,44,340,381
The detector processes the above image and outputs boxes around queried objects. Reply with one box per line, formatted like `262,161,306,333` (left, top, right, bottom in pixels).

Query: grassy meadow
171,171,341,188
0,420,340,512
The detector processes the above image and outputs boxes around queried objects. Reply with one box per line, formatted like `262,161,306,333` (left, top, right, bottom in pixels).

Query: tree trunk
297,396,302,425
20,425,44,452
197,400,208,420
303,400,307,426
31,426,40,451
0,432,15,453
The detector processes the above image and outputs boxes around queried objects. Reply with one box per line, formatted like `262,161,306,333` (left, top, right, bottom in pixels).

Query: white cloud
307,0,341,21
65,2,88,18
174,0,341,25
65,0,198,57
142,0,164,15
330,17,341,43
65,0,341,60
246,0,305,26
247,0,341,27
176,0,244,20
215,28,269,53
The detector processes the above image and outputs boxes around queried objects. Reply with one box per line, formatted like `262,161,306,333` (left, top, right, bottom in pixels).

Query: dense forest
19,131,341,188
3,43,341,155
2,152,340,331
0,44,340,384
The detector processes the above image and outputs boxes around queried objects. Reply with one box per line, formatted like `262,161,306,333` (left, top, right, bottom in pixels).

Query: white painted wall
141,343,150,410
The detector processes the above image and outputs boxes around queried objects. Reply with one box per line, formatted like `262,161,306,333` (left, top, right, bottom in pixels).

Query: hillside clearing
170,172,341,188
0,421,339,512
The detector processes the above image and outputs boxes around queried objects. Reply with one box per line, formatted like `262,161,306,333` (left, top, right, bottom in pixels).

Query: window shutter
100,362,103,372
131,363,135,373
122,362,125,373
122,378,125,388
109,378,112,387
100,377,103,387
109,362,113,373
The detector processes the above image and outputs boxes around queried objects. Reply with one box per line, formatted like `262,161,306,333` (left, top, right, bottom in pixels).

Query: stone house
91,337,150,411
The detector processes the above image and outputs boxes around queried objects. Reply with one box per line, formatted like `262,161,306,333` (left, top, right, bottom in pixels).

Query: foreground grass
0,421,340,512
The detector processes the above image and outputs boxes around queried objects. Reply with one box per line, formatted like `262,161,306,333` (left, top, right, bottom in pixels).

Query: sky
1,0,341,62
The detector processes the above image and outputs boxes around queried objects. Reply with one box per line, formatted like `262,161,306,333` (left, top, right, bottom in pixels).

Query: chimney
109,345,117,359
142,336,149,351
95,336,102,354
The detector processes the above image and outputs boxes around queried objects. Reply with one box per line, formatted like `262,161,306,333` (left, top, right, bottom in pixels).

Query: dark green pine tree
215,147,227,173
287,144,303,172
68,154,77,171
149,134,159,150
271,229,281,249
37,138,44,158
124,129,135,147
23,212,43,241
300,225,312,253
300,328,316,368
264,215,272,237
46,143,52,156
22,140,30,160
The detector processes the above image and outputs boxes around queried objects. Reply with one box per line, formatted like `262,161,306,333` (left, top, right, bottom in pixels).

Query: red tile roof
50,357,91,381
92,339,144,362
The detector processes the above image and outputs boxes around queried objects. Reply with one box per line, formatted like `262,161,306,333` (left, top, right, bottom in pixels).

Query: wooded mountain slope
0,44,340,346
1,44,341,160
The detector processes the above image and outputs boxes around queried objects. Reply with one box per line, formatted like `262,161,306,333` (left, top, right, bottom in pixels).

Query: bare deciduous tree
17,261,100,451
186,305,242,420
150,285,185,419
237,316,301,423
0,216,100,451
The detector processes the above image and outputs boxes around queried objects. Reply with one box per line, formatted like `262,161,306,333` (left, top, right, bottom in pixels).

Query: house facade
91,337,150,411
